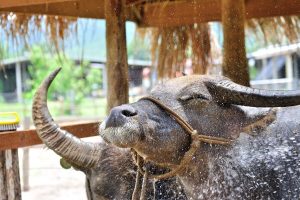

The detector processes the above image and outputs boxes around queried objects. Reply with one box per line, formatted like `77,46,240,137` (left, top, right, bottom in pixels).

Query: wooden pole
105,0,129,112
285,54,293,89
22,149,29,191
6,150,21,200
22,117,31,191
0,149,21,200
15,61,23,103
222,0,249,86
0,151,8,200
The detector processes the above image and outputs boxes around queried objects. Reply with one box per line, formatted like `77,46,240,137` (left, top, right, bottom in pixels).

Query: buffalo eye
178,93,209,102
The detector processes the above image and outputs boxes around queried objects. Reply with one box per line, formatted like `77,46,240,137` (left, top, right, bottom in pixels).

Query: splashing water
191,118,300,200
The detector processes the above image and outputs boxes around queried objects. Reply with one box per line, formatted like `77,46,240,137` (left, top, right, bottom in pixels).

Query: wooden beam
140,0,300,27
0,0,75,8
0,0,106,19
0,0,137,22
141,0,220,27
105,0,129,111
0,122,99,150
245,0,300,19
1,0,299,27
0,0,138,8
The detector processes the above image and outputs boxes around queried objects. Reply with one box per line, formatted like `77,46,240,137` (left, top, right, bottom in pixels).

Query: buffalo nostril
121,109,137,117
105,105,137,128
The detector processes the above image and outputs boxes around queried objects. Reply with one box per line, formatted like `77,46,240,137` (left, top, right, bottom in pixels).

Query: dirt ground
19,146,87,200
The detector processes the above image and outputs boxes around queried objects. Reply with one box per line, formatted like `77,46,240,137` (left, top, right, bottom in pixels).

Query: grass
0,97,107,126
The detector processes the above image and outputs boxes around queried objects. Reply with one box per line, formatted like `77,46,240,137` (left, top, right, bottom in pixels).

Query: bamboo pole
222,0,249,86
105,0,129,112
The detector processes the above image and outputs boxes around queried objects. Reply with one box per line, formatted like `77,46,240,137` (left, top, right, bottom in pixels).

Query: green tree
127,37,151,61
25,46,102,115
0,45,7,60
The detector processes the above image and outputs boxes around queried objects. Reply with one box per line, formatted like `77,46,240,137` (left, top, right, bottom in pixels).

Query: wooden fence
0,121,99,200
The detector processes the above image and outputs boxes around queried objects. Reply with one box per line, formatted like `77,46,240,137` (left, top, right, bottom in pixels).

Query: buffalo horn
32,68,101,168
205,79,300,107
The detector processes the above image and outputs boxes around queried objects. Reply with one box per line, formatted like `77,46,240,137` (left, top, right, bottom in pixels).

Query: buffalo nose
104,105,137,128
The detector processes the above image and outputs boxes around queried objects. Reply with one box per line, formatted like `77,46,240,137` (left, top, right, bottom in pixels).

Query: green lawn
0,97,107,125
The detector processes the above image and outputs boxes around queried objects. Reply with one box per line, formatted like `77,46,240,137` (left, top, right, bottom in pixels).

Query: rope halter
131,96,233,200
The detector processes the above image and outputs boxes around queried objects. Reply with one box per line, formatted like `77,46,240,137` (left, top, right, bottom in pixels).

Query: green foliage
25,46,102,115
0,98,107,121
246,37,264,53
127,37,151,61
249,66,257,80
0,83,3,102
0,78,3,93
0,44,9,60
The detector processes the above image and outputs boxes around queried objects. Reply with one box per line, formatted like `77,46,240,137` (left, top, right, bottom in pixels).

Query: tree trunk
105,0,129,112
222,0,250,86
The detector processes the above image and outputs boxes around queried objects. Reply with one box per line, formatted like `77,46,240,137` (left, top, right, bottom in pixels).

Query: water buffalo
33,68,300,199
32,68,186,200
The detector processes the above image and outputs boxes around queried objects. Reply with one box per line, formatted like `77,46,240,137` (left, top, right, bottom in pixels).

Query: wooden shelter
0,0,299,199
1,0,299,93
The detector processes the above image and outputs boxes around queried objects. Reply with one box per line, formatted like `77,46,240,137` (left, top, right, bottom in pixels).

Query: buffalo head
100,73,300,166
32,68,186,199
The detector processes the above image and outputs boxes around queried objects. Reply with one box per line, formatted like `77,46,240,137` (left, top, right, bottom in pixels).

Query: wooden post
22,149,29,191
105,0,129,112
285,54,293,89
22,116,31,191
0,149,21,200
222,0,250,86
15,61,23,103
0,151,8,199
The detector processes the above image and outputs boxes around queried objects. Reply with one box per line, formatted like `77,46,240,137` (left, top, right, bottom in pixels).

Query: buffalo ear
241,108,277,136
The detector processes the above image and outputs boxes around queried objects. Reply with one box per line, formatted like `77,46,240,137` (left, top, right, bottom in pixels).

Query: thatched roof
143,16,300,78
137,24,220,78
0,13,77,49
247,16,300,45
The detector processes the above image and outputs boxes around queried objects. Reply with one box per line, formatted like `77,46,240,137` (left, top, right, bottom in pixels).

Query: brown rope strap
140,96,233,146
137,96,233,179
131,96,233,200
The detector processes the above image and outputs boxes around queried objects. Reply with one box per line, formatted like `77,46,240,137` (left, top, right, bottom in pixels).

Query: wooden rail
0,121,99,150
0,0,75,8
